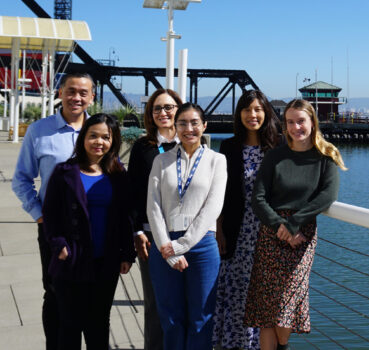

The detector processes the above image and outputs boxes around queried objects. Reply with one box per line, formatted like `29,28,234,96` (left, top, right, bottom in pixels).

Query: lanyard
177,146,204,203
158,145,164,154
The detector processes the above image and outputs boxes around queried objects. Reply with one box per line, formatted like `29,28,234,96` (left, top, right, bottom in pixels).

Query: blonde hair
283,99,347,170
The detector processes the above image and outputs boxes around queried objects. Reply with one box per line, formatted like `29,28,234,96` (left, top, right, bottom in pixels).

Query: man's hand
134,234,151,261
36,217,43,224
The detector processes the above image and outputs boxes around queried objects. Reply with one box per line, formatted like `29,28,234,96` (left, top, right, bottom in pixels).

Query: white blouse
147,144,227,267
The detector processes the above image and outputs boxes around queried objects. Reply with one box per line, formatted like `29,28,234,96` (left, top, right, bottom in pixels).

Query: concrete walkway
0,131,144,349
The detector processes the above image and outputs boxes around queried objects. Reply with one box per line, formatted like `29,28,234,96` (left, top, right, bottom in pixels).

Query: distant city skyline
4,0,369,100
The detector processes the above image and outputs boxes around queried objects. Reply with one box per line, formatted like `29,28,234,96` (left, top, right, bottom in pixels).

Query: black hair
234,90,280,151
73,113,122,174
59,72,95,92
174,102,207,145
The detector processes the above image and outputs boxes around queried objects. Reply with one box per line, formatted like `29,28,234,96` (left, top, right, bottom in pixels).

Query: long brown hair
283,99,347,170
234,90,280,151
144,89,183,144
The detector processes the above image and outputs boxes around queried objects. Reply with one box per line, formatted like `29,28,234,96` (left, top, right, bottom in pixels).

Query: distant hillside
102,92,238,113
102,92,369,114
341,98,369,112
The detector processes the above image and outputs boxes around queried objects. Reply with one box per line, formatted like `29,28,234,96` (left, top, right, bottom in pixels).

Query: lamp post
295,73,299,98
315,68,318,117
303,77,310,100
143,0,201,90
109,47,119,66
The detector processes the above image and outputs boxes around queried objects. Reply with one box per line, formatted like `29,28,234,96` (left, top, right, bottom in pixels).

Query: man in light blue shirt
12,72,95,350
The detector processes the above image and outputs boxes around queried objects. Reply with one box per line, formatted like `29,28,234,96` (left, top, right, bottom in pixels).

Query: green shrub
23,103,41,123
87,103,103,115
121,126,145,145
112,105,142,127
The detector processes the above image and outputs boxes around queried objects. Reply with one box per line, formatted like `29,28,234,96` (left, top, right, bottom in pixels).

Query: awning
0,16,91,51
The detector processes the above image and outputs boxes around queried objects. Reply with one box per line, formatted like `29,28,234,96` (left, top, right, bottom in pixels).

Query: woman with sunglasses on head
245,99,346,350
42,114,136,350
213,90,281,350
147,103,227,350
128,89,182,350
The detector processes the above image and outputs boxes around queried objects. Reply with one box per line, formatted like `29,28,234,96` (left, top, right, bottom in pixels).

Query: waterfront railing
291,201,369,349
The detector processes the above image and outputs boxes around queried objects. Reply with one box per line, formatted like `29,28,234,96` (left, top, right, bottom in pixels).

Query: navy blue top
80,172,112,258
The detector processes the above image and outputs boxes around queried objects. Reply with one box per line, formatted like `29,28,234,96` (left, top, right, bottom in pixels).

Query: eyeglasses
175,120,202,130
153,104,178,114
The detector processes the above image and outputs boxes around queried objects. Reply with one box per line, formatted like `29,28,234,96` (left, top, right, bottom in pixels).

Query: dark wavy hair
174,102,207,145
234,90,280,151
73,113,122,174
144,89,183,144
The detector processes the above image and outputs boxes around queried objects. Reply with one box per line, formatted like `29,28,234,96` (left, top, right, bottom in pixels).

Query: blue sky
4,0,369,99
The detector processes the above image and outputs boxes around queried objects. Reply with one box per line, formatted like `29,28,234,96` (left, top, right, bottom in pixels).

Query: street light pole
166,0,175,90
109,47,116,66
295,72,299,98
160,0,181,90
315,68,318,117
143,0,201,90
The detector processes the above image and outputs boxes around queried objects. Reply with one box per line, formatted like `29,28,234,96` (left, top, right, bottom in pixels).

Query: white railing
323,201,369,229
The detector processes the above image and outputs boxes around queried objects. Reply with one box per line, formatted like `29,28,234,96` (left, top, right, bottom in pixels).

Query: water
210,134,369,349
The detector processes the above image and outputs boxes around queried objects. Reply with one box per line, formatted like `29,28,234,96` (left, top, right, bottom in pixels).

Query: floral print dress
213,145,263,350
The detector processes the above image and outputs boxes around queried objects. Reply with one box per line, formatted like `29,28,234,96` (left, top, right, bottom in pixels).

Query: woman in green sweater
245,99,346,350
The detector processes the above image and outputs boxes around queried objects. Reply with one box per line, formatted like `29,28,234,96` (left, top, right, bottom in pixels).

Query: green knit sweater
251,144,339,235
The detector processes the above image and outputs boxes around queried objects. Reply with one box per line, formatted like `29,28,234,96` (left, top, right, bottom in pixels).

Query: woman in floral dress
213,90,281,350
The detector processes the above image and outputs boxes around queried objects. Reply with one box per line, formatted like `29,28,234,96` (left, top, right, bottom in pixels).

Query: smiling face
285,108,313,150
176,108,206,153
152,93,178,131
240,98,265,133
59,77,95,122
84,122,112,163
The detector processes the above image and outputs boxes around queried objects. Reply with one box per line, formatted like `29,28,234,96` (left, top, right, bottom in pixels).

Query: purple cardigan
42,159,136,282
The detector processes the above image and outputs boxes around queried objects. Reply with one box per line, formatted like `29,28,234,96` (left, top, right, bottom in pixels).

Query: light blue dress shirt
12,110,89,221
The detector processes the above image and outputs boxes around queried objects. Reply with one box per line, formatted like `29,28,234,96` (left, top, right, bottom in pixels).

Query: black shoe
277,344,290,350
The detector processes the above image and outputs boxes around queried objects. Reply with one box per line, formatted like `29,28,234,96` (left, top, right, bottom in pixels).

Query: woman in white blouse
147,103,227,350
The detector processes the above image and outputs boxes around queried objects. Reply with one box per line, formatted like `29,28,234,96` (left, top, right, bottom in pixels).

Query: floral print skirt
244,210,317,334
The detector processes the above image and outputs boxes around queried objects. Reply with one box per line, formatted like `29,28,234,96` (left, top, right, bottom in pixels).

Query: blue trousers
149,231,220,350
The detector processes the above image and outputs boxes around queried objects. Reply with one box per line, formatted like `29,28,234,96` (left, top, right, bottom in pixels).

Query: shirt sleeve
284,158,339,234
147,156,171,251
11,124,43,221
170,154,227,255
251,151,287,231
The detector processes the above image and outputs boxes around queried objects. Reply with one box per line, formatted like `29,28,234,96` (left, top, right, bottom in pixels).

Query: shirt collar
157,130,180,146
55,109,90,130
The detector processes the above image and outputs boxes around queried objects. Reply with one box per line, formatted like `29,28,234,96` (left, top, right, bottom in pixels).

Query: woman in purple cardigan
42,113,136,350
